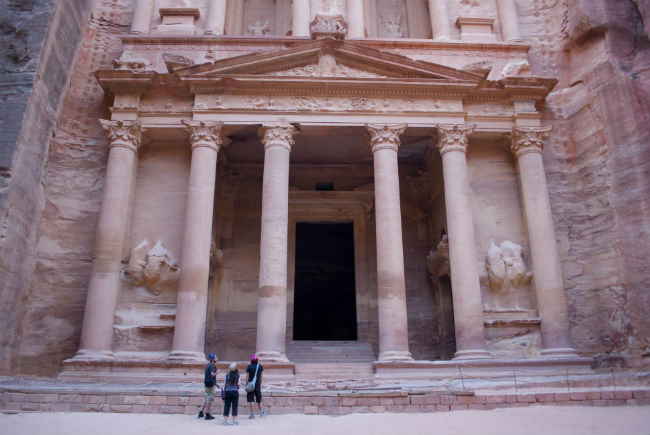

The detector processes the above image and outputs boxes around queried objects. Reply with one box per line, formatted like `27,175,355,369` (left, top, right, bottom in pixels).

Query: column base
167,350,208,363
378,350,413,362
453,349,492,360
67,349,115,362
256,351,290,363
540,347,580,358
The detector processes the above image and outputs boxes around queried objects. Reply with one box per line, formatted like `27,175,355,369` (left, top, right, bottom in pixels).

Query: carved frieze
269,55,387,78
193,94,462,113
510,126,552,158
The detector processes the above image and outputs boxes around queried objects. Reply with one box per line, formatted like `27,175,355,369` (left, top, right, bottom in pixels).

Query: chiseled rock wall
519,0,650,367
0,0,92,373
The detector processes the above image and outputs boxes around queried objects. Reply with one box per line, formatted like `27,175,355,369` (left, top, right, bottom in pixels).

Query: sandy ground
1,406,648,435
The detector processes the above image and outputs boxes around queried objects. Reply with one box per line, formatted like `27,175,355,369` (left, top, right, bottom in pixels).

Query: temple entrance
293,222,357,340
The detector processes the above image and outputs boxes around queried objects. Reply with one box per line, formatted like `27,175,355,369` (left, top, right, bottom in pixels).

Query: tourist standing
223,362,240,426
198,352,218,420
245,354,265,418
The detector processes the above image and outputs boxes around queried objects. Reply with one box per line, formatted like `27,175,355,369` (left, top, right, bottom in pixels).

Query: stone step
294,363,375,380
287,341,376,362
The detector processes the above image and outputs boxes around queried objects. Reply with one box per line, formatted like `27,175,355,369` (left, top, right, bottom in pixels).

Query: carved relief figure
485,240,532,295
126,240,180,294
427,234,450,282
247,20,271,36
381,14,402,37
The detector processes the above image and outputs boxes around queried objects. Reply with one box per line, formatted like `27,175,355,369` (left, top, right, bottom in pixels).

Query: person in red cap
245,354,265,418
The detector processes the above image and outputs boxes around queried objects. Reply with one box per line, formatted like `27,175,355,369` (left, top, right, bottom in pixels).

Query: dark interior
293,222,357,340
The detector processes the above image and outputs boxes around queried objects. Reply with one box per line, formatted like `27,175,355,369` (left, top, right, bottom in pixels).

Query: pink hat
251,354,258,362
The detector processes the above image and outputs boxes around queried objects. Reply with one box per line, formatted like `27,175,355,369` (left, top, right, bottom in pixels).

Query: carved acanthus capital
435,123,476,156
511,126,552,158
182,120,225,152
100,119,143,153
259,123,297,152
365,123,406,153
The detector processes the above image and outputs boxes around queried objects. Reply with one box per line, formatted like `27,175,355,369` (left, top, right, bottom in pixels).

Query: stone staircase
288,341,376,385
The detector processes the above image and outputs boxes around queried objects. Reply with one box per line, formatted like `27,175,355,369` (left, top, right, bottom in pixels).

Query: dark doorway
293,222,357,340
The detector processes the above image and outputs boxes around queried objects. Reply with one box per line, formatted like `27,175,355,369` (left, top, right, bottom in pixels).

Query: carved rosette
100,119,143,153
435,123,476,156
182,120,225,152
511,126,552,158
365,123,406,154
259,123,297,152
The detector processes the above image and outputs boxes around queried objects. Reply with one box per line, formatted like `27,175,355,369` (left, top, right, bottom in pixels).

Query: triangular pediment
174,38,484,82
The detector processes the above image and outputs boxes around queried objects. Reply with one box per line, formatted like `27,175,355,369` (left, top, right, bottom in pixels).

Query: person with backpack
223,362,240,426
245,354,265,419
198,352,218,420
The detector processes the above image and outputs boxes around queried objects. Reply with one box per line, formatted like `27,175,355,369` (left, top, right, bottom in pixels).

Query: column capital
259,123,297,152
100,119,143,153
365,123,407,153
183,120,225,152
511,126,552,158
434,123,475,156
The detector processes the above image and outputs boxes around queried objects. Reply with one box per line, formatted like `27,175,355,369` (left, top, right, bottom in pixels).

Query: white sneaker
260,410,266,417
248,414,255,419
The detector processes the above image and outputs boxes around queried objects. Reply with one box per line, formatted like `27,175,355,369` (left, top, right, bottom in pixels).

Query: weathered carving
182,120,225,151
209,241,224,275
162,53,194,72
427,235,450,281
462,60,492,77
381,14,402,38
126,240,180,294
500,60,531,78
310,14,348,39
365,123,406,153
99,119,143,153
485,240,532,295
113,56,153,72
510,126,552,158
259,123,297,151
247,20,271,36
270,55,387,78
435,123,475,156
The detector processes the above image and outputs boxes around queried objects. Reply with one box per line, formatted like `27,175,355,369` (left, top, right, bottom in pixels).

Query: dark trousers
223,390,239,417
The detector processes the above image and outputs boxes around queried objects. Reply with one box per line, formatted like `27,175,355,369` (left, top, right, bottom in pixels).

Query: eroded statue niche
485,240,532,296
126,240,180,294
426,234,450,281
381,13,402,38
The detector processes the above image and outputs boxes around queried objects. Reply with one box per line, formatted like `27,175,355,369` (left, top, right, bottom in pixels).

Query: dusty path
1,405,649,435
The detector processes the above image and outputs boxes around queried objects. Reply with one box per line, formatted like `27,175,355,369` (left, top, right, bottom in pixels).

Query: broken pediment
174,38,484,82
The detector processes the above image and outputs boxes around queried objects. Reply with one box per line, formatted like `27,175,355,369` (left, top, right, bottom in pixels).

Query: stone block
43,393,60,403
160,405,185,414
70,403,86,412
535,393,556,403
348,406,371,413
86,395,106,404
148,396,167,405
183,405,195,414
626,399,650,406
28,394,45,402
614,390,633,400
569,391,587,401
357,397,380,406
110,404,133,413
435,404,450,411
600,390,616,399
131,404,146,413
144,404,161,413
289,396,316,406
555,392,571,401
50,403,71,412
304,405,318,415
485,395,506,404
403,404,421,413
85,403,103,412
386,405,405,412
123,395,147,405
106,395,126,405
632,390,649,399
166,396,181,406
450,404,468,411
410,395,426,405
369,405,387,413
189,396,204,406
516,393,537,403
341,397,357,406
59,394,83,403
425,395,441,405
456,395,475,405
20,402,40,411
439,395,457,405
319,405,339,415
585,391,601,400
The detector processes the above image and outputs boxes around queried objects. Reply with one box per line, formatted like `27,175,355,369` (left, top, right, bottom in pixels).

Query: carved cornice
365,123,406,153
435,124,476,156
259,123,296,152
94,70,155,96
511,126,552,158
182,120,225,151
99,119,143,153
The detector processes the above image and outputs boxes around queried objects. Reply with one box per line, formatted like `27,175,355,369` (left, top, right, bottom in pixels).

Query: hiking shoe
233,421,239,426
222,421,228,426
260,410,266,417
205,414,215,420
198,411,204,419
248,414,255,419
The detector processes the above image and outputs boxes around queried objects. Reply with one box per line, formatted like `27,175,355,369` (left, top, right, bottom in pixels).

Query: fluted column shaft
511,127,577,357
255,124,297,362
205,0,227,35
428,0,451,40
366,124,413,362
347,0,364,38
435,124,490,359
169,122,224,361
130,0,154,34
496,0,522,42
75,120,143,360
292,0,311,36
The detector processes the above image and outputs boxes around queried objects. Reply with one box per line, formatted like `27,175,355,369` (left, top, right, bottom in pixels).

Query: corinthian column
255,123,297,362
73,120,143,361
169,121,224,362
511,127,577,357
130,0,154,34
292,0,311,36
205,0,227,35
496,0,522,42
434,124,490,359
366,124,413,362
428,0,451,40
